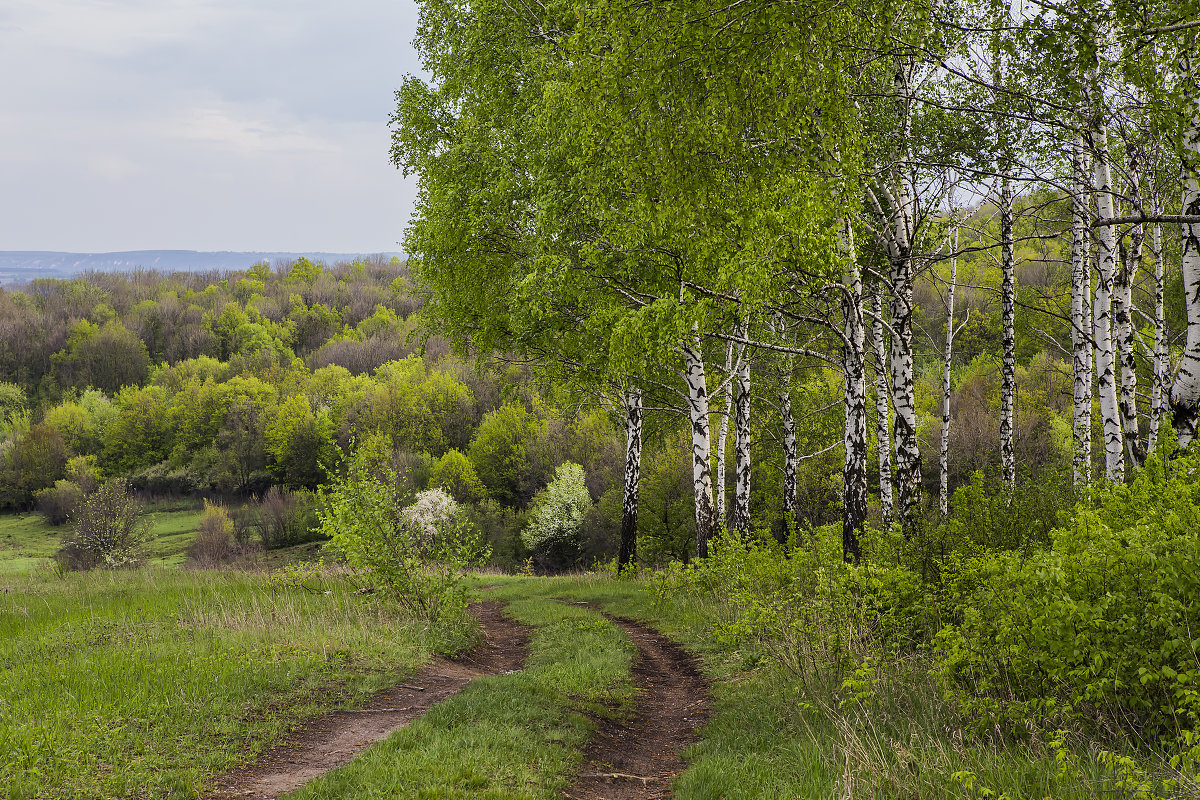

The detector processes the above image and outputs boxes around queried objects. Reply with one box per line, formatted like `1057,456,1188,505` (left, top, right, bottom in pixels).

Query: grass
471,573,1165,800
286,596,635,800
0,508,208,575
0,568,475,800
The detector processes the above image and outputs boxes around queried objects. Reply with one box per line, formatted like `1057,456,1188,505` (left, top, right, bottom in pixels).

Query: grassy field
0,507,207,576
0,569,475,800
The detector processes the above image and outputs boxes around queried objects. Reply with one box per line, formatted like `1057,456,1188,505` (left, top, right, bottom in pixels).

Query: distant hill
0,250,403,285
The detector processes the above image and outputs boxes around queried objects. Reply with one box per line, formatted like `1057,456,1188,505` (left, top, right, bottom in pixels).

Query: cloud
0,1,424,252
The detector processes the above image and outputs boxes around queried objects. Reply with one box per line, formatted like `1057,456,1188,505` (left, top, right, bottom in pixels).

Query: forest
3,0,1200,796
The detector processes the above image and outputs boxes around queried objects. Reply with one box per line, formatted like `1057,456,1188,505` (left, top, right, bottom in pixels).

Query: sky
0,0,425,253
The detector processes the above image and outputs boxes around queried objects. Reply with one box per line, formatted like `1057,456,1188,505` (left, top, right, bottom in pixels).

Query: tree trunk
1089,89,1126,482
842,225,867,562
888,59,922,529
780,380,797,540
1071,136,1094,485
940,206,959,516
999,171,1017,487
617,387,642,570
732,331,752,538
714,340,733,526
682,335,717,558
1115,150,1145,467
1148,180,1167,454
871,290,894,525
1171,51,1200,447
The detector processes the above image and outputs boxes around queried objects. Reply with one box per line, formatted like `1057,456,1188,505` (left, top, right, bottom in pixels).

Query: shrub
318,441,489,619
935,449,1200,755
35,480,83,526
57,479,153,570
186,501,255,567
254,486,320,548
521,462,591,573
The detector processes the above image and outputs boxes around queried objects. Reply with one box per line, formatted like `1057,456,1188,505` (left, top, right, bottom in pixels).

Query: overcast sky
0,0,424,253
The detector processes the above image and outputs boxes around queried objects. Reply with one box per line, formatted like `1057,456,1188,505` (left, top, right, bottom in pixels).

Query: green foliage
57,479,153,570
467,403,541,505
318,440,489,620
265,393,336,489
522,462,592,573
429,448,487,502
936,450,1200,766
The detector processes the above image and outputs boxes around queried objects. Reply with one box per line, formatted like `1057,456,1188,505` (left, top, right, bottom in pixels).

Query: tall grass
0,568,473,799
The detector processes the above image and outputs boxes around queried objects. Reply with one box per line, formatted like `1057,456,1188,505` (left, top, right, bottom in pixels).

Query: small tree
318,441,489,620
58,479,153,570
522,462,592,573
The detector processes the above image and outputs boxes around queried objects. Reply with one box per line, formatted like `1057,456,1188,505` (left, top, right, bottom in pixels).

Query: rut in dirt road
205,601,529,800
565,614,710,800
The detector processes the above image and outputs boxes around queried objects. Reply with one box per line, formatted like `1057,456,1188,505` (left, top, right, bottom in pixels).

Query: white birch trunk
781,381,797,534
682,335,716,558
841,223,867,561
999,171,1017,486
1071,136,1094,485
1148,181,1167,454
732,331,752,538
940,208,959,516
714,340,733,526
1171,52,1200,447
871,290,894,525
889,60,922,527
617,387,642,570
1089,88,1126,482
1115,151,1145,466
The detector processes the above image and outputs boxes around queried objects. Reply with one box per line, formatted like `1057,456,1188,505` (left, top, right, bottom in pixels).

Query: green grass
0,508,208,575
472,574,1155,800
286,596,635,800
0,568,475,800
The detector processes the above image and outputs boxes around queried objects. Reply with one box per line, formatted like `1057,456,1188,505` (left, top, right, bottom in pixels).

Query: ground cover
0,568,474,800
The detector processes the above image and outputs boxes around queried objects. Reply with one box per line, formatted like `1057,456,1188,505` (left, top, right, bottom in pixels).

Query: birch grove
393,0,1200,573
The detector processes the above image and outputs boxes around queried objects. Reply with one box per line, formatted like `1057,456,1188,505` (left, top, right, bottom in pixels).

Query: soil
205,601,529,800
563,614,711,800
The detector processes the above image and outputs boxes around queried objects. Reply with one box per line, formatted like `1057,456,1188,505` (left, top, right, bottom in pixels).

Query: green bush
935,450,1200,757
318,439,489,620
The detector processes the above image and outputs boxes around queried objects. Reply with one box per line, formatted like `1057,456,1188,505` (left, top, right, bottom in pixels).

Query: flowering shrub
318,439,489,620
522,462,591,572
401,488,460,543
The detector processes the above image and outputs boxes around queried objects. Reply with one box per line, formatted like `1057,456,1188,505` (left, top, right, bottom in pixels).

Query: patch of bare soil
205,601,529,800
565,615,710,800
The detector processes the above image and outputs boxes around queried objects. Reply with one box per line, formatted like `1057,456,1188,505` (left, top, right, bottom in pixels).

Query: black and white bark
780,379,798,534
714,340,734,526
1170,51,1200,448
939,199,960,516
617,387,643,570
1070,136,1094,485
731,327,752,538
1115,148,1145,467
1088,79,1126,482
682,334,717,559
1147,179,1168,454
999,171,1017,487
841,223,867,561
871,289,894,525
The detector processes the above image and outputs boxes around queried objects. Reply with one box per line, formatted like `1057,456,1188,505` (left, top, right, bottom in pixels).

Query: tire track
205,601,528,800
564,613,710,800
